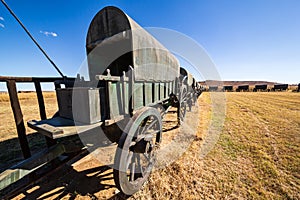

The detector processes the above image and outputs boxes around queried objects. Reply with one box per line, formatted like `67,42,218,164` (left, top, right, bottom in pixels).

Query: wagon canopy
180,67,193,86
86,6,180,82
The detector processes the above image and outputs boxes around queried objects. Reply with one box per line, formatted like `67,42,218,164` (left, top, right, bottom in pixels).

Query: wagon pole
0,0,65,78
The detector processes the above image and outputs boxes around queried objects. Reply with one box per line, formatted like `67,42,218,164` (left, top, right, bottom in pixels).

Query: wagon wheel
193,92,198,104
177,85,187,125
113,107,162,195
187,93,193,112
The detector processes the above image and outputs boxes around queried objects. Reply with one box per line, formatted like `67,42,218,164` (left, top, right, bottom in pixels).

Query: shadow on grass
162,124,179,132
21,165,114,199
5,163,131,200
0,133,131,200
0,132,47,173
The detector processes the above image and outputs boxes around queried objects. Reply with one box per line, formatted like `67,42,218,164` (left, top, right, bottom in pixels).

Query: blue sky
0,0,300,90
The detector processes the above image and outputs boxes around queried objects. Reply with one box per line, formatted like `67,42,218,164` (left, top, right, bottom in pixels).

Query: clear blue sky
1,0,299,90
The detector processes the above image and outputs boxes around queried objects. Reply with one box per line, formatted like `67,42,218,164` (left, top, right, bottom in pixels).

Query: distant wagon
223,85,233,92
272,84,288,91
253,84,267,92
236,85,249,92
179,67,195,110
193,81,203,95
192,79,202,104
208,85,218,92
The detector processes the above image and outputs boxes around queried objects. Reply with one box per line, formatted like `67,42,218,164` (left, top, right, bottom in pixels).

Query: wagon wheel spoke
142,153,151,162
139,121,148,135
126,151,134,170
178,86,187,125
136,116,152,137
145,119,158,132
130,156,136,182
136,153,144,177
146,129,160,136
135,118,159,142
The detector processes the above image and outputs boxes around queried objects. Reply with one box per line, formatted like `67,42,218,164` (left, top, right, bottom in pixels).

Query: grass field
0,92,58,141
134,92,300,199
0,91,299,199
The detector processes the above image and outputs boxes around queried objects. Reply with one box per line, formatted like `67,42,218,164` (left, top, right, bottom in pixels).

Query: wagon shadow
0,133,131,199
162,124,179,132
14,164,123,199
0,132,47,173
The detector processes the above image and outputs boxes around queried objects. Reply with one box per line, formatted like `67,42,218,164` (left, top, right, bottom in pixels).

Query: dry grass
0,92,57,141
133,92,300,199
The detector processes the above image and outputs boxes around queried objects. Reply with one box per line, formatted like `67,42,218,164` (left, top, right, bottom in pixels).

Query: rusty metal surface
86,6,179,82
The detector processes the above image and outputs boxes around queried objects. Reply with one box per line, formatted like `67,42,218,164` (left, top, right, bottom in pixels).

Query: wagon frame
26,67,188,195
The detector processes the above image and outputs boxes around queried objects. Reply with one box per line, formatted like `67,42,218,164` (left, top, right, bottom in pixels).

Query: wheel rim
114,107,162,195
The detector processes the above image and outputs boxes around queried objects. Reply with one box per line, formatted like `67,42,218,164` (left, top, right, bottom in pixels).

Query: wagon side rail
0,76,75,159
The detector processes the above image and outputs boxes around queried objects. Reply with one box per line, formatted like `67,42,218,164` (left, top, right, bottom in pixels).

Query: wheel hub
131,139,153,153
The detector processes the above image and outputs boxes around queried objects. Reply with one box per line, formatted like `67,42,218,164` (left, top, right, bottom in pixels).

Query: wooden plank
108,82,120,119
121,75,126,114
6,80,31,159
95,75,129,82
0,143,65,191
34,81,57,147
0,149,87,199
0,76,75,83
105,115,128,126
124,82,129,115
27,121,64,139
133,83,144,110
144,83,152,105
116,82,123,115
27,117,103,139
34,81,46,119
155,83,160,102
160,82,165,100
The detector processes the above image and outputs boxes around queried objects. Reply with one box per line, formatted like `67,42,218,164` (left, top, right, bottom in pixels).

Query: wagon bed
28,117,103,139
